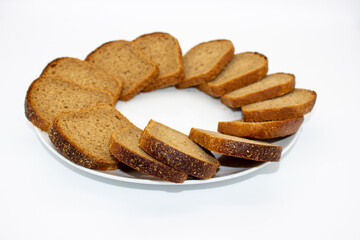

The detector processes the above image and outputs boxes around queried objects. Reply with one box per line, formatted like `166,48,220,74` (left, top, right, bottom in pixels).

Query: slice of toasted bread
133,32,184,92
109,126,188,183
139,120,219,179
218,117,304,139
189,128,282,162
175,40,234,89
25,76,114,132
197,52,268,97
242,88,317,122
48,105,134,170
221,73,295,108
85,40,159,101
41,57,122,102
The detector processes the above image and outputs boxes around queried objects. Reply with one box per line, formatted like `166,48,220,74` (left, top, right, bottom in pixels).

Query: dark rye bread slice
242,88,317,122
175,40,234,89
133,32,184,92
41,57,123,102
218,117,304,139
189,128,282,162
221,73,295,108
109,126,188,183
25,76,114,132
85,40,159,101
49,105,134,170
139,120,220,179
197,52,268,97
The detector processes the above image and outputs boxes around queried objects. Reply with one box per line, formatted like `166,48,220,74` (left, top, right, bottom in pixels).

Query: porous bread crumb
25,76,114,131
133,32,184,92
109,126,188,183
221,72,295,107
197,52,268,97
41,57,122,102
85,40,159,101
49,106,134,170
175,40,234,89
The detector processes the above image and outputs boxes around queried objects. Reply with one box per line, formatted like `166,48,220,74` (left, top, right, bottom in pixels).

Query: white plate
34,87,300,185
35,127,299,186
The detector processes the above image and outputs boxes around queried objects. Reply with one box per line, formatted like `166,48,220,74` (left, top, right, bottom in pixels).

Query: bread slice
48,105,134,170
218,117,304,139
25,76,114,132
109,126,188,183
221,73,295,108
175,40,234,89
189,128,282,162
85,40,159,101
139,120,220,179
41,57,122,102
242,88,317,122
133,32,184,92
197,52,268,97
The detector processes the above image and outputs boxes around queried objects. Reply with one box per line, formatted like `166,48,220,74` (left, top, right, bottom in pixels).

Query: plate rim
34,126,300,186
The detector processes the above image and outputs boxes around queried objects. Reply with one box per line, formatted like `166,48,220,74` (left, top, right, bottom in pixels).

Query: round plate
34,87,300,185
35,127,299,185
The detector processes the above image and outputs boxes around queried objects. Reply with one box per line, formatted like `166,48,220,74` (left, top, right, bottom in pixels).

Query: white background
1,0,360,239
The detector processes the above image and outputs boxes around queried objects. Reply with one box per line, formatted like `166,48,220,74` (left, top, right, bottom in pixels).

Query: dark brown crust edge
189,128,282,162
48,119,118,171
221,73,295,108
198,52,269,97
242,90,317,122
25,80,51,132
109,132,187,183
175,40,235,89
218,117,304,139
139,129,219,179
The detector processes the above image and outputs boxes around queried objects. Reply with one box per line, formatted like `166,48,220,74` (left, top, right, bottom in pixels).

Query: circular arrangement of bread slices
25,32,317,183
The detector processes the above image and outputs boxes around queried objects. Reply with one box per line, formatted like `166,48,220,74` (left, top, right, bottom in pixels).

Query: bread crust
139,128,219,179
218,117,304,139
175,40,235,89
41,57,123,102
85,40,159,101
133,32,185,92
189,128,282,162
25,85,50,131
221,73,295,108
242,89,317,122
49,121,118,170
109,130,188,183
197,52,268,97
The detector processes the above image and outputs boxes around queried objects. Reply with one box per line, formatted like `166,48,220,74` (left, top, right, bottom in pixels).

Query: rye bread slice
109,126,188,183
242,88,317,122
197,52,268,97
175,40,234,89
85,40,159,101
133,32,184,92
25,76,114,132
49,105,134,170
221,73,295,108
41,57,123,102
139,120,220,179
189,128,282,162
218,117,304,139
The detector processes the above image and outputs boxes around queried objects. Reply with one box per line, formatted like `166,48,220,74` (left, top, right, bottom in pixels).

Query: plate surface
34,87,300,185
